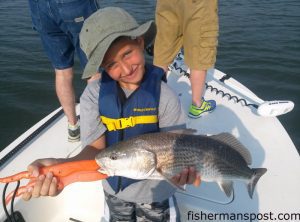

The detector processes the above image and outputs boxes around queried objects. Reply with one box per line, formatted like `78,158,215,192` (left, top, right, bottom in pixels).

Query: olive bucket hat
80,7,156,79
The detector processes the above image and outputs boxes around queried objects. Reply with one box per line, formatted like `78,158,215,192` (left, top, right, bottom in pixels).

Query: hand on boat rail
0,160,108,205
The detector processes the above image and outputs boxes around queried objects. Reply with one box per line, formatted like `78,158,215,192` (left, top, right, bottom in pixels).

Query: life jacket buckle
119,117,135,129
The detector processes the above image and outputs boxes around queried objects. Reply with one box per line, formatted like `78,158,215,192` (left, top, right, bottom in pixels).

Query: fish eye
110,153,118,160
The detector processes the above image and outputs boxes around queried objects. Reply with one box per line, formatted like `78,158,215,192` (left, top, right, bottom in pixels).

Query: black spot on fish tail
247,168,267,199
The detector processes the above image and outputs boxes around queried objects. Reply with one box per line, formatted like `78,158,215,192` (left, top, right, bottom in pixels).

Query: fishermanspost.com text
186,210,300,221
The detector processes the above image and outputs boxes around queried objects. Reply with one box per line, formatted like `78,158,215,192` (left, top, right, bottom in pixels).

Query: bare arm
69,134,106,161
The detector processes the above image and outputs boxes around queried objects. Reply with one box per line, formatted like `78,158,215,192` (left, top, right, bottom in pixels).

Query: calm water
0,0,299,153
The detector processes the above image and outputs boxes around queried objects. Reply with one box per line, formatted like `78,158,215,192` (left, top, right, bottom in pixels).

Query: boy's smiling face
101,37,146,90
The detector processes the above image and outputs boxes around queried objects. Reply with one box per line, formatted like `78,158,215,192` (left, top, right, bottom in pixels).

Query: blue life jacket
99,64,165,193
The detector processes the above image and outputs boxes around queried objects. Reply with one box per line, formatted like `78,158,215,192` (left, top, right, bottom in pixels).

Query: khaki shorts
154,0,219,70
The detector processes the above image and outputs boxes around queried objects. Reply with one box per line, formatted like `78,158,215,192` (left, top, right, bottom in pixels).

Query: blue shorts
28,0,100,69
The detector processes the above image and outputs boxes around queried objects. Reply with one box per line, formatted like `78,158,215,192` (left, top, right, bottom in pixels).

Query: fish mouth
97,161,112,176
98,168,111,176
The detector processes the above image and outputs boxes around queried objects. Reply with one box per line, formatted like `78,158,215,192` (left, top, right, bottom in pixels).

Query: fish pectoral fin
156,169,185,191
143,167,157,179
218,180,233,197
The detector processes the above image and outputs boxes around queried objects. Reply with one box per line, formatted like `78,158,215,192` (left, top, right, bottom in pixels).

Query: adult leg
28,0,80,141
184,0,218,117
190,69,207,107
153,0,182,73
55,68,77,125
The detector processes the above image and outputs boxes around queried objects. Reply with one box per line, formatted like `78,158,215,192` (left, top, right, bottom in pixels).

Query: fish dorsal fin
169,128,197,135
211,133,252,165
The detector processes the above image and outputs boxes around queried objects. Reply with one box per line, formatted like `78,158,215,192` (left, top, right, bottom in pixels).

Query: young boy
154,0,219,118
22,7,199,221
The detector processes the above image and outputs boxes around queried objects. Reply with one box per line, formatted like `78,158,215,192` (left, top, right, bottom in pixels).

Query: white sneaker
68,121,80,142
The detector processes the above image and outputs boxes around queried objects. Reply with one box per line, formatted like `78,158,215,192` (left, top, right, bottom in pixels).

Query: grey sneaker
68,121,80,142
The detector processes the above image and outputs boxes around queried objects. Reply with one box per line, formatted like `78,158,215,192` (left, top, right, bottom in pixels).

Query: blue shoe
188,98,216,118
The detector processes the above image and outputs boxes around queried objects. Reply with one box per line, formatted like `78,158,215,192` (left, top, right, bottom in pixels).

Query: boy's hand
171,167,201,187
22,158,62,201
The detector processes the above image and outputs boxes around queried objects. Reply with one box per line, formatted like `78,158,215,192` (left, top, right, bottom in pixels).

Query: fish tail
247,168,267,199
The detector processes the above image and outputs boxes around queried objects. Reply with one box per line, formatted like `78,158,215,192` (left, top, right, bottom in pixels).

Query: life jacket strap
101,115,158,131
